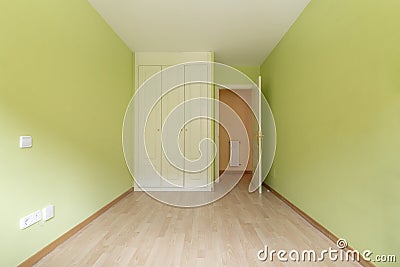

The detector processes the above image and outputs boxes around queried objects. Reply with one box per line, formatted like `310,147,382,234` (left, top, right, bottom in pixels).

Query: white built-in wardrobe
134,52,213,191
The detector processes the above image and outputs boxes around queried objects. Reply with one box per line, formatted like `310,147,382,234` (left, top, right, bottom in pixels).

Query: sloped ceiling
89,0,310,65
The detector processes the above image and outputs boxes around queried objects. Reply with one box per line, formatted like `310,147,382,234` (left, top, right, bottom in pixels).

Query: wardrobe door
184,63,211,188
160,65,185,187
136,65,162,188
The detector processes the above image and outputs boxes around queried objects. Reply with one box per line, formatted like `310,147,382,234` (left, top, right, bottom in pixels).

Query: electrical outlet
20,210,42,229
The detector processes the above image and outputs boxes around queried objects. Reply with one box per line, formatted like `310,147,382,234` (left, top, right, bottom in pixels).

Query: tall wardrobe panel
184,63,210,188
136,65,162,187
134,52,212,191
160,65,185,187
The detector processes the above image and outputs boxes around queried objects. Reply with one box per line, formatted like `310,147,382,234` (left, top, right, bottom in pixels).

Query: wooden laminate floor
35,175,361,267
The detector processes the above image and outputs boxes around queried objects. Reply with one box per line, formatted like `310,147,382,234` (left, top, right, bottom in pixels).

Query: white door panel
136,65,162,188
134,58,212,191
184,63,210,188
251,77,262,193
160,65,185,187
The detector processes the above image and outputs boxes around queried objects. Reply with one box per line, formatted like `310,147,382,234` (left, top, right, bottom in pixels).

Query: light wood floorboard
35,175,361,267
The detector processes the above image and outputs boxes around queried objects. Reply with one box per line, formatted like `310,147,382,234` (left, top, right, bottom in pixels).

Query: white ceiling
89,0,310,66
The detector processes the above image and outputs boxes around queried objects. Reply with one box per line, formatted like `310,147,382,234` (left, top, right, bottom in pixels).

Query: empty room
1,0,399,266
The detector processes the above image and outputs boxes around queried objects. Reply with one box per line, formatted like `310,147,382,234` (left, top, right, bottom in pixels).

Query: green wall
0,1,133,266
232,66,260,83
261,0,400,263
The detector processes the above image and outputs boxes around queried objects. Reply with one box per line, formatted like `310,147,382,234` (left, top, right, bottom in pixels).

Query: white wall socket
19,210,42,229
42,205,54,221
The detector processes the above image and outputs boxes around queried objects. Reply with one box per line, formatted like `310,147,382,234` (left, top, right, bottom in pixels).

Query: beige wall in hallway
219,89,253,172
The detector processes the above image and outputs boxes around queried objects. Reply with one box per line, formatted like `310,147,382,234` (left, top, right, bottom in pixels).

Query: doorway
218,89,253,174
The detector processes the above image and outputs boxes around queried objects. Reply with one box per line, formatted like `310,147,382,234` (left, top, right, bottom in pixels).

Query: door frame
214,81,261,190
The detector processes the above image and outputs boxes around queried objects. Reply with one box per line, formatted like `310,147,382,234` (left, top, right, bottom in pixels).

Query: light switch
19,136,32,148
42,205,54,221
